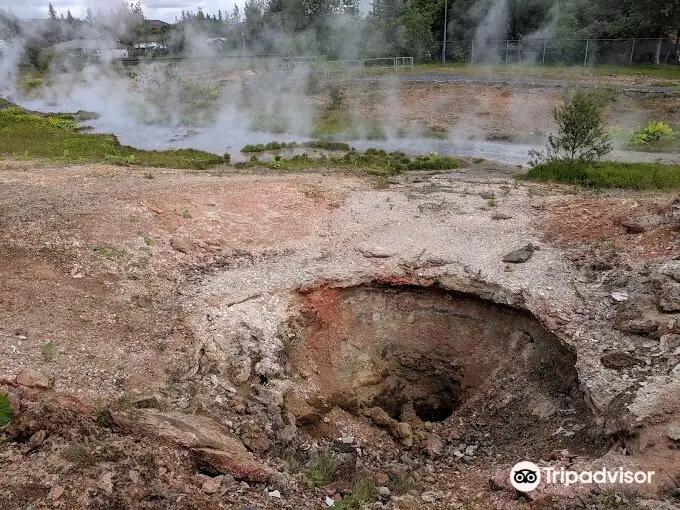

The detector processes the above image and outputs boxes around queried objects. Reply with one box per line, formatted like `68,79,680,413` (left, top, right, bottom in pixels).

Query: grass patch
413,62,680,80
335,478,378,510
303,140,351,151
41,341,54,362
237,148,459,176
423,126,449,139
0,103,226,170
242,141,297,152
0,394,13,426
306,452,338,487
241,140,352,153
89,244,127,260
521,160,680,189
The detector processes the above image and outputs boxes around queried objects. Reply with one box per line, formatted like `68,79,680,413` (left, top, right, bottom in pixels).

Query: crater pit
285,283,603,455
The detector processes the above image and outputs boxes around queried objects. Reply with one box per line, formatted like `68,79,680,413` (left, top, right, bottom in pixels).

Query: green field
521,160,680,189
0,101,226,170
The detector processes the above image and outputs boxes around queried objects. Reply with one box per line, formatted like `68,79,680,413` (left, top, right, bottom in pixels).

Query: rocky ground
0,159,679,509
332,80,680,147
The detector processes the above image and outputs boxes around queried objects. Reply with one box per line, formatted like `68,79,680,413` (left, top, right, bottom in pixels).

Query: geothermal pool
15,94,679,166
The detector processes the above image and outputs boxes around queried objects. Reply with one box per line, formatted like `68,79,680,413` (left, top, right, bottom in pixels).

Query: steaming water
15,95,678,167
16,95,537,165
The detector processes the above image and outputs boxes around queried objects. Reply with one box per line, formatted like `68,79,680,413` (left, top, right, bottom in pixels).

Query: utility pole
441,0,448,63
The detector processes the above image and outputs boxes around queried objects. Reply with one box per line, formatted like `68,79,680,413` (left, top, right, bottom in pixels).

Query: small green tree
529,91,612,165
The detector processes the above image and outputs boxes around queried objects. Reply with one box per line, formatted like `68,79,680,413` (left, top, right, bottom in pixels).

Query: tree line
0,0,677,62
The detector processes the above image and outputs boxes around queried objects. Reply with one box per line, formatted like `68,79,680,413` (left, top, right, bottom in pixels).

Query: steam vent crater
286,283,599,449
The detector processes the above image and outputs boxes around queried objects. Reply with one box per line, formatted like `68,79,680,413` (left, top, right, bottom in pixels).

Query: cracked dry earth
1,159,680,510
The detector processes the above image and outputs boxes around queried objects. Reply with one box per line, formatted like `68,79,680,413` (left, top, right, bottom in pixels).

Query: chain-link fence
438,38,680,66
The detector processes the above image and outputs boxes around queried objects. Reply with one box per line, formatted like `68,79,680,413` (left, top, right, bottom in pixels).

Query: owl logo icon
510,461,541,491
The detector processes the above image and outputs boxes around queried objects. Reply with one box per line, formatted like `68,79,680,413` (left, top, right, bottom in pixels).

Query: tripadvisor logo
510,461,654,492
510,461,541,491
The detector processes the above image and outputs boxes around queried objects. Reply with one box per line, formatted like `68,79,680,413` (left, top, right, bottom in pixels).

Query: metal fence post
393,57,396,73
441,0,448,63
471,40,475,64
583,39,589,66
629,38,635,65
542,39,547,65
505,40,509,64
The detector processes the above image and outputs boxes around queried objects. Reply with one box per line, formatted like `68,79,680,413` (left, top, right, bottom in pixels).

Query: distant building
53,39,129,61
134,42,167,50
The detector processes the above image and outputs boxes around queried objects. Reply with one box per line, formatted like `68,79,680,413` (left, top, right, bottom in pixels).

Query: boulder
620,214,665,234
661,334,680,353
109,409,275,483
15,369,51,389
366,406,393,428
239,421,271,453
614,295,661,334
390,421,413,448
601,351,641,370
502,243,539,263
657,281,680,313
667,422,680,442
657,261,680,283
193,448,275,483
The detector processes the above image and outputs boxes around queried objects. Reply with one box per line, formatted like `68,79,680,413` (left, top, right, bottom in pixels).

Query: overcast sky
0,1,246,22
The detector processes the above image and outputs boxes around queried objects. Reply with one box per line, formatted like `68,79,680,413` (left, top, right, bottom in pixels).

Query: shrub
633,121,674,145
529,91,612,165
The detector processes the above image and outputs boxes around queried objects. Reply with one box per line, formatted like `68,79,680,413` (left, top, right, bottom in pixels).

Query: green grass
651,80,680,87
0,394,13,426
241,140,352,153
335,478,378,509
412,63,680,80
41,341,54,362
306,452,338,487
0,103,226,170
521,160,680,189
242,141,297,152
237,148,459,176
303,140,352,151
89,244,127,259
